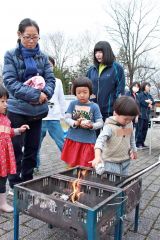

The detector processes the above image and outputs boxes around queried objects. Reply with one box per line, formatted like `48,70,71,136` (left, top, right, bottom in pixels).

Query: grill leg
134,203,140,232
87,210,97,240
115,192,124,240
115,222,122,240
48,224,53,229
14,190,19,240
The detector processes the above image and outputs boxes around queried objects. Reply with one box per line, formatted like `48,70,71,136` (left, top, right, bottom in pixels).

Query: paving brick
147,184,160,192
146,229,160,240
0,230,14,240
0,216,8,224
153,217,160,230
123,231,146,240
0,229,6,237
142,206,160,220
139,199,149,210
19,214,33,224
150,197,160,208
0,220,14,231
141,190,156,201
24,218,45,230
156,191,160,197
137,217,154,235
19,225,33,238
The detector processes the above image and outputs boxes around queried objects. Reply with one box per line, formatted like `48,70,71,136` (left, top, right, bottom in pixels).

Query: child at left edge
61,77,103,167
0,84,29,213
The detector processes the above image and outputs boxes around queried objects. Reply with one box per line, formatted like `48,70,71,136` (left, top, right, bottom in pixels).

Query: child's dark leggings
136,118,149,146
0,176,7,193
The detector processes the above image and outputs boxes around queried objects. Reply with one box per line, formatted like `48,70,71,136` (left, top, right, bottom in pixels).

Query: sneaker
136,145,144,150
8,188,14,196
142,144,149,148
34,168,40,175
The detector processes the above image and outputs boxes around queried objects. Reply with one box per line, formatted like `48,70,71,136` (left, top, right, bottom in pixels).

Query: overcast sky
0,0,159,64
0,0,108,62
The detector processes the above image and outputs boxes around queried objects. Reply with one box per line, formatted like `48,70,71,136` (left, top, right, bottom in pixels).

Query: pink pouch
24,76,45,90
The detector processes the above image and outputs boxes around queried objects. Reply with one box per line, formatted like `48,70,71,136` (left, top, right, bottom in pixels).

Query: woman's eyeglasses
22,35,40,41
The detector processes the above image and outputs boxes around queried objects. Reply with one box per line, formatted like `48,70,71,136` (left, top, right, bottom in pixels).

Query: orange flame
78,169,87,179
70,179,82,203
70,169,87,203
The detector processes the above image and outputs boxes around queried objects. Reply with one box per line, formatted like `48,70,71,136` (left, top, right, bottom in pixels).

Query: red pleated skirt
61,139,94,167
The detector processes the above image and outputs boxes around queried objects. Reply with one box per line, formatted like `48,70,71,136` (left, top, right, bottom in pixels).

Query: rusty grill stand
56,168,142,234
13,161,160,240
56,160,160,237
14,191,19,240
13,176,124,240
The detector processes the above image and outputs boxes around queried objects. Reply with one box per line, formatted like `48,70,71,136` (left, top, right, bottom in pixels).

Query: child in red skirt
0,85,29,213
61,77,103,167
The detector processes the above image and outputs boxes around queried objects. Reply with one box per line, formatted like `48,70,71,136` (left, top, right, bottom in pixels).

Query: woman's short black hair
140,82,151,91
129,81,141,92
114,96,140,116
72,77,93,96
94,41,115,66
18,18,39,34
0,84,9,98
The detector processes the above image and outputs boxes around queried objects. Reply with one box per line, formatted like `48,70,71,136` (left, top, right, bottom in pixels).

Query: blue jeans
36,120,64,168
7,112,42,188
104,160,130,176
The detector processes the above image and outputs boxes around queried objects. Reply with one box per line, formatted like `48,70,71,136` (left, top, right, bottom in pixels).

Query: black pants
7,112,42,188
0,176,7,193
136,118,149,146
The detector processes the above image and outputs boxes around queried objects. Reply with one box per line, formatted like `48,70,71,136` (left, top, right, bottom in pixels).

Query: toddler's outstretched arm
89,148,102,167
12,125,30,136
19,125,30,133
18,125,30,133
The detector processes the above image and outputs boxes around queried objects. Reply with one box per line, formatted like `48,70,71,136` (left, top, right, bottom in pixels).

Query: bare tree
73,31,95,76
105,0,160,85
75,30,97,60
41,32,76,70
41,30,98,70
150,72,160,99
133,55,160,82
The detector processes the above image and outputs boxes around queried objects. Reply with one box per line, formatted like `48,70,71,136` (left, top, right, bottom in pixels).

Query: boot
0,193,13,213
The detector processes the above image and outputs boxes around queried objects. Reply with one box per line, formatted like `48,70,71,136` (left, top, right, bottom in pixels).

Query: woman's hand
39,92,48,104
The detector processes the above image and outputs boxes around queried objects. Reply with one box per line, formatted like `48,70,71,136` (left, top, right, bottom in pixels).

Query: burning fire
70,169,88,203
78,169,87,179
70,179,82,203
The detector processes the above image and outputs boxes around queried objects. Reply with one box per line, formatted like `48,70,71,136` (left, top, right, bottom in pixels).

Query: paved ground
0,126,160,240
